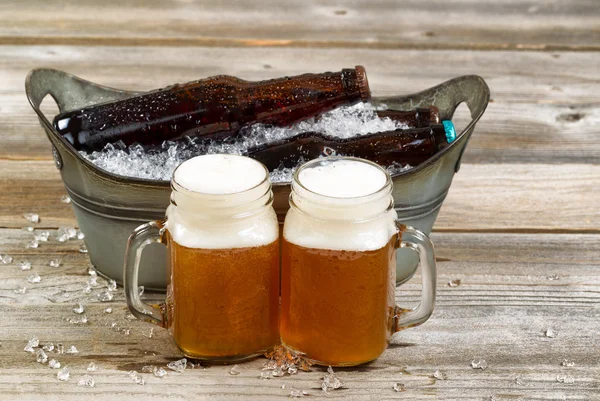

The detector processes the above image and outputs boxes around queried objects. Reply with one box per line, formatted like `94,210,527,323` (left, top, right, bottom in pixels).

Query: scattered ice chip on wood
98,290,113,302
27,336,39,348
68,315,88,324
322,366,343,391
561,359,575,367
167,358,187,373
448,279,461,287
26,240,39,249
290,389,308,397
153,367,167,377
83,284,92,294
433,370,447,380
13,286,27,294
471,359,488,370
142,328,154,338
260,372,272,379
35,231,50,242
287,365,298,375
36,349,48,363
556,375,575,384
88,266,97,276
27,274,41,284
60,195,71,204
49,259,61,268
546,274,560,280
23,226,34,232
42,342,54,352
514,376,523,385
87,362,98,372
23,213,40,223
57,367,70,381
229,365,240,375
55,343,64,354
88,276,98,287
1,254,13,264
65,345,79,354
103,307,112,314
107,280,117,292
79,244,88,254
77,375,95,388
393,383,406,392
19,261,32,271
24,344,35,353
48,359,61,369
545,328,557,338
73,303,85,314
128,371,145,385
272,366,285,377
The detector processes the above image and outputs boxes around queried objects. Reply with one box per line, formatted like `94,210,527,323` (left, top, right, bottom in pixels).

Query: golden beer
167,235,279,359
281,238,396,366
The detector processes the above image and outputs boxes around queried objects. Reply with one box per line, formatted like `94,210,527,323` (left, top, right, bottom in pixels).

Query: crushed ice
471,359,488,370
167,358,187,373
322,366,343,392
81,103,412,182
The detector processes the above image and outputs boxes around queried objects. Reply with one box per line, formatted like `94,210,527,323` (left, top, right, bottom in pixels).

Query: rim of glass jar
292,156,393,202
170,155,273,218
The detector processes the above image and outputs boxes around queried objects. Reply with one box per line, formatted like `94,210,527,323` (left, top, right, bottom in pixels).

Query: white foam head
173,154,267,194
166,154,278,249
284,157,398,252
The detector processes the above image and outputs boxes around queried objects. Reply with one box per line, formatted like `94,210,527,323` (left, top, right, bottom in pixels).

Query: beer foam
297,159,388,198
285,158,397,252
174,154,266,194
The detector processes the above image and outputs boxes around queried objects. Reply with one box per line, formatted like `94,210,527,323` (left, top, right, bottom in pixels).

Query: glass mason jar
124,154,280,363
280,156,436,366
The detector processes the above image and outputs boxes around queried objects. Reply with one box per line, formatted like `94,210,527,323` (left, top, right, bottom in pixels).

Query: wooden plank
0,232,598,399
0,160,598,232
2,46,600,162
0,0,599,50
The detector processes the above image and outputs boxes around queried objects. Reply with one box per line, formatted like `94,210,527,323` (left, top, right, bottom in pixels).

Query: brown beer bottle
247,121,456,170
376,106,440,128
54,67,371,152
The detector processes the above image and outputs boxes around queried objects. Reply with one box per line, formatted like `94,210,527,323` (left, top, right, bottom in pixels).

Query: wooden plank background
0,0,598,400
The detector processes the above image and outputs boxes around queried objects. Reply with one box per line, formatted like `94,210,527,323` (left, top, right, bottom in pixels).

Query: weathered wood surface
1,232,599,400
1,160,598,232
1,0,599,399
1,0,599,51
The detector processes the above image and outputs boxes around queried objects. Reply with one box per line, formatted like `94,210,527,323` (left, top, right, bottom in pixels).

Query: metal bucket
26,68,489,289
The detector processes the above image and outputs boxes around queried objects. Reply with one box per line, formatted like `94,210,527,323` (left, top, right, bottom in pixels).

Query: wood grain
0,160,597,232
0,0,599,51
0,232,598,400
3,46,600,162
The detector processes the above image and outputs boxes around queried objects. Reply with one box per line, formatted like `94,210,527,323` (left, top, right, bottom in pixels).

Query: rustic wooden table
1,1,599,400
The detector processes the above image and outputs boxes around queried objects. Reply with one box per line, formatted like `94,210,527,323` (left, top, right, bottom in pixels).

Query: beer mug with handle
124,154,280,362
280,157,436,366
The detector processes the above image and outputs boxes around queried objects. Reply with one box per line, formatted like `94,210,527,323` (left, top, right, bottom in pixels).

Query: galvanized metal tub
26,68,489,289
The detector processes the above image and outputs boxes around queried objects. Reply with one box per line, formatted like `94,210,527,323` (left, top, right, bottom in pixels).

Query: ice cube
433,370,447,380
27,273,41,284
34,231,50,242
259,372,272,379
36,349,48,363
545,328,557,338
65,345,79,354
60,195,71,204
141,365,155,373
88,275,98,287
77,231,85,240
229,365,240,375
561,359,575,367
57,367,70,381
19,261,32,271
26,240,39,249
287,365,298,375
153,367,167,378
471,359,488,370
23,213,40,223
49,259,61,268
322,366,343,391
42,342,54,352
103,307,113,314
167,358,187,373
547,274,560,280
98,290,113,302
77,375,95,388
272,366,285,377
87,362,98,372
556,375,575,384
27,336,39,347
48,359,61,369
55,343,64,354
73,303,85,314
79,244,88,254
128,370,145,385
1,254,13,264
107,279,117,291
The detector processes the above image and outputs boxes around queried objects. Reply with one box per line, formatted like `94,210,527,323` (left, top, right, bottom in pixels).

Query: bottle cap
442,120,456,143
354,66,371,102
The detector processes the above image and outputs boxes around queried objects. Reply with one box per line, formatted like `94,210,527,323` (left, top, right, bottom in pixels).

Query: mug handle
123,219,167,328
393,223,437,331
